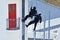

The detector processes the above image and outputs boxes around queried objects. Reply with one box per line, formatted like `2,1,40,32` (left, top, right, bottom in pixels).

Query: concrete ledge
44,0,60,7
28,38,53,40
6,27,20,30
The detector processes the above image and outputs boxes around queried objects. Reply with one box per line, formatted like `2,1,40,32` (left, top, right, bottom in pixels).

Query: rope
34,30,36,40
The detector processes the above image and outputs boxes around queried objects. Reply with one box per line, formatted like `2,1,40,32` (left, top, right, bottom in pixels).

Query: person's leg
24,15,30,21
33,22,38,31
26,20,35,27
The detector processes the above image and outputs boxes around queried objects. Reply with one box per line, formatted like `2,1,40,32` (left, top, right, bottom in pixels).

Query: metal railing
6,17,20,30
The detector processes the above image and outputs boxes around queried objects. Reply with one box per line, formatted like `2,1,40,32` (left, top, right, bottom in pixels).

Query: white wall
7,0,22,40
0,0,22,40
0,0,8,40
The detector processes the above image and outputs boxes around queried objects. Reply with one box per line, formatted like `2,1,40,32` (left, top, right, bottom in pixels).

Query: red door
8,4,16,29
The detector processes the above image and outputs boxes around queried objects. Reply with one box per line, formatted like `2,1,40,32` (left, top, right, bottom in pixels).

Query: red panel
8,4,16,29
8,4,16,19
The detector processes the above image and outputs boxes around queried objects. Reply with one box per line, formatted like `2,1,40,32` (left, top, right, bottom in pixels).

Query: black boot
33,29,35,31
25,25,28,27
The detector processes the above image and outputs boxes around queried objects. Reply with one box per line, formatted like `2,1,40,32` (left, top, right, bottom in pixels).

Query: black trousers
27,20,38,30
24,14,34,21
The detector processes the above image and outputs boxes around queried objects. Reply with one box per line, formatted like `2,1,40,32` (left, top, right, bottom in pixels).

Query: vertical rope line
43,16,46,40
48,11,50,40
34,31,36,40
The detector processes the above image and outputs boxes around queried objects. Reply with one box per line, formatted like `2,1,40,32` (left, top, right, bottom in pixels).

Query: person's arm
30,7,32,10
40,16,42,23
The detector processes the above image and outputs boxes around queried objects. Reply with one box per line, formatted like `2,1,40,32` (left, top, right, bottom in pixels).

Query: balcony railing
6,17,20,30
